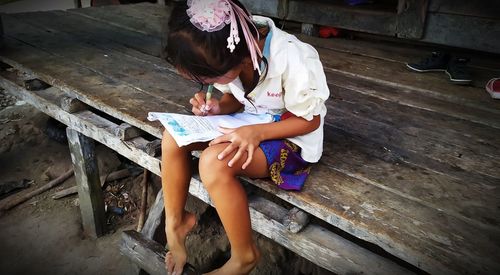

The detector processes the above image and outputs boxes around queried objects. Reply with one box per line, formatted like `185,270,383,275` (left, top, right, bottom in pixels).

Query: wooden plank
297,34,500,89
38,2,499,83
0,35,174,139
61,10,161,57
1,7,495,270
138,190,414,275
422,12,500,55
67,3,167,37
120,230,197,275
67,128,106,238
12,8,500,127
3,62,499,275
0,74,414,274
325,99,500,180
239,0,282,18
120,230,168,275
295,33,500,83
4,12,195,108
0,74,162,176
317,46,500,113
321,128,500,229
8,9,499,140
320,61,500,130
287,0,397,36
114,123,143,141
428,0,500,19
60,96,87,113
13,9,164,66
141,190,164,240
56,5,500,84
250,164,500,274
2,5,496,226
395,0,428,39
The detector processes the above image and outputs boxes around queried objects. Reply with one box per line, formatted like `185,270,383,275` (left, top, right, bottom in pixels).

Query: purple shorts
259,140,311,191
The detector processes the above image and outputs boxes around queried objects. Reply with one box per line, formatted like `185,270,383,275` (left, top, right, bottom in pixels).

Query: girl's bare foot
204,244,260,275
165,211,197,275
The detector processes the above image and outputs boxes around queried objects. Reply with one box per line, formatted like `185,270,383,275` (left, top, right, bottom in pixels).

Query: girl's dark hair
164,0,266,96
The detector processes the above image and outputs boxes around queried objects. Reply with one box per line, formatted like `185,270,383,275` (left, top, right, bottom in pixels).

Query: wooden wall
239,0,500,54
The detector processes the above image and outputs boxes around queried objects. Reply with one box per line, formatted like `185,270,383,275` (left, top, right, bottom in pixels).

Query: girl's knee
162,130,183,154
199,147,234,188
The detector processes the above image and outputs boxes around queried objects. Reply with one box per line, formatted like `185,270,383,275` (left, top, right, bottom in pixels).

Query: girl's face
178,63,243,85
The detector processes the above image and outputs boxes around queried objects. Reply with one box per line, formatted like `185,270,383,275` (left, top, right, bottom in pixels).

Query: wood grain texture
67,128,105,238
2,4,500,274
141,190,164,240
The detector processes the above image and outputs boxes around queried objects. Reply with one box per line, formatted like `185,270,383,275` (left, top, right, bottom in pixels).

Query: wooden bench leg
141,190,165,239
67,128,106,238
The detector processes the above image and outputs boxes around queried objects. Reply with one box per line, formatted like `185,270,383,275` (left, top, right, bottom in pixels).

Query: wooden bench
1,3,500,274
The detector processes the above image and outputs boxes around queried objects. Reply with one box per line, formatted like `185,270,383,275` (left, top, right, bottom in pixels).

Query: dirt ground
0,88,331,275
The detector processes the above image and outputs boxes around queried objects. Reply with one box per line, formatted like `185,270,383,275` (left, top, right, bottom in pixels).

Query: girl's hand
209,125,262,169
189,91,221,116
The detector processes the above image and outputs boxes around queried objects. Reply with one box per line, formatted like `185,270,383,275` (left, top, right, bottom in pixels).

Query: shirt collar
252,16,288,78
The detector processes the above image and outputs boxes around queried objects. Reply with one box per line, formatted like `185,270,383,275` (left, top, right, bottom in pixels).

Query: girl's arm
211,115,320,169
217,93,244,115
256,115,320,141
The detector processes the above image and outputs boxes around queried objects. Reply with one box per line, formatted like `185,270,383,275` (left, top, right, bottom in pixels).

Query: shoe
486,78,500,99
406,52,451,72
446,57,472,85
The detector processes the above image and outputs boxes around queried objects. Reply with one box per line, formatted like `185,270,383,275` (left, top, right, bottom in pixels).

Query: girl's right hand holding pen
189,91,220,116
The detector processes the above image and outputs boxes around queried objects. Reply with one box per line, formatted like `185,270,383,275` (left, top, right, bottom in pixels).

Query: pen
201,84,213,114
206,84,213,101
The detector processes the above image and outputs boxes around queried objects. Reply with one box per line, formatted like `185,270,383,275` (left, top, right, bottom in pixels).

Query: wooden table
1,3,500,275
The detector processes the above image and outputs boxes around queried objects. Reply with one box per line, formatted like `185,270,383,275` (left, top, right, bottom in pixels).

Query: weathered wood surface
120,230,198,275
67,128,106,238
141,189,164,240
120,230,169,275
53,4,500,106
0,74,411,274
428,0,500,20
1,4,500,274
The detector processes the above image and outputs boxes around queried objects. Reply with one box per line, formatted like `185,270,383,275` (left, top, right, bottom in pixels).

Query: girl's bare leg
199,143,269,275
161,130,208,275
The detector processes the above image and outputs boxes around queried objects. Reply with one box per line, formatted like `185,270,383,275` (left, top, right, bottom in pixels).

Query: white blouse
214,16,330,163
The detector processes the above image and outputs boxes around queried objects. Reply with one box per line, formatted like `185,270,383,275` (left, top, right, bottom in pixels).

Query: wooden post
141,190,164,239
157,0,166,5
67,128,106,238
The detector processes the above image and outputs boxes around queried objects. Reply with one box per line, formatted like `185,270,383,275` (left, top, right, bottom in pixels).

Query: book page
148,112,273,146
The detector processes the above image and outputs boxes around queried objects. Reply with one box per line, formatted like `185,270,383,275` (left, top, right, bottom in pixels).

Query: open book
147,112,274,146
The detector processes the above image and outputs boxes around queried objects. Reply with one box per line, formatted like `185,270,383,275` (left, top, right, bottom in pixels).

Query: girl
161,0,329,274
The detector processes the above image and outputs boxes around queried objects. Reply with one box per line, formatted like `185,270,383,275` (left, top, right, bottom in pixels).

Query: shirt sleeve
213,83,232,94
282,42,330,121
